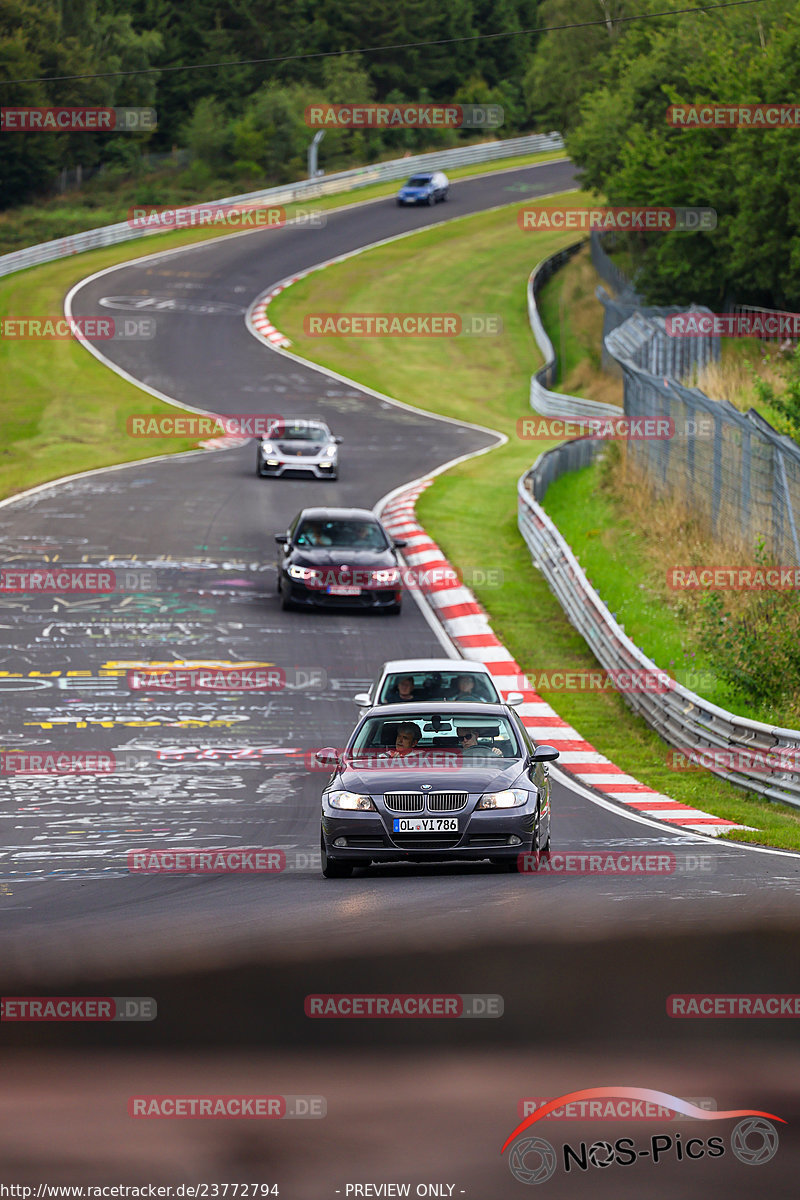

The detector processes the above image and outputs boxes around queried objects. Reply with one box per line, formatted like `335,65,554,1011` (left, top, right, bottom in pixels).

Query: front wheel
525,815,549,872
426,193,434,206
321,830,354,878
279,580,295,611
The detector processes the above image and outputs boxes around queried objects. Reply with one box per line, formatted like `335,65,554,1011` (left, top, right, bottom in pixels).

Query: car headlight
260,442,275,455
476,788,529,810
322,444,337,457
328,791,376,811
288,564,322,582
371,567,400,585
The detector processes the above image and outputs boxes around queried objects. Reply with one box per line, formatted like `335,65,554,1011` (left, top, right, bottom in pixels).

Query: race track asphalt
2,157,800,965
4,155,800,1197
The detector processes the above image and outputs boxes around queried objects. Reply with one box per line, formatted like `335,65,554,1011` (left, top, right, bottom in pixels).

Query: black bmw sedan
316,703,559,876
275,507,406,613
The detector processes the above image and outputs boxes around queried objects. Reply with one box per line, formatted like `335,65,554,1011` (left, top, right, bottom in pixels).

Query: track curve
2,157,800,977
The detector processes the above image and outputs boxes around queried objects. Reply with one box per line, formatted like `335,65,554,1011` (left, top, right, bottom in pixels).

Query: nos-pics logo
502,1087,783,1184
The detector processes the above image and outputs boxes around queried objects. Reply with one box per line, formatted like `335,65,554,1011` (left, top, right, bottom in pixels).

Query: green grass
535,245,622,408
270,194,800,850
540,459,750,711
270,191,592,432
536,258,595,388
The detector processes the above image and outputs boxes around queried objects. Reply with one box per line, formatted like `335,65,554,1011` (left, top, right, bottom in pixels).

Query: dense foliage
541,0,800,308
4,0,800,312
0,0,538,207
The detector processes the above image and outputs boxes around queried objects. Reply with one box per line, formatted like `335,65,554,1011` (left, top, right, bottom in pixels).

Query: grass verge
270,195,800,850
536,245,622,408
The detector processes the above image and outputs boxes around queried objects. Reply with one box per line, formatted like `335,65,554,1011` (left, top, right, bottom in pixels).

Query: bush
751,344,800,443
696,541,800,723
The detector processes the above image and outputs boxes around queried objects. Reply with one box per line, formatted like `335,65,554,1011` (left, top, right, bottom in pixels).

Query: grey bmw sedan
316,702,559,877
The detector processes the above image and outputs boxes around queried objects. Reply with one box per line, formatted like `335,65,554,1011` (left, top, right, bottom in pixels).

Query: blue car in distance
396,171,449,206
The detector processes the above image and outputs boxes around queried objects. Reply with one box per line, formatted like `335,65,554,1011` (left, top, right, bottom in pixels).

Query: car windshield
295,519,388,548
406,176,431,187
280,425,327,442
349,712,521,760
378,671,500,704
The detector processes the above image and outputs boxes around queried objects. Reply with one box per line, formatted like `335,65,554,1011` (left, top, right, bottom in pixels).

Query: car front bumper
321,799,540,862
285,580,401,609
259,456,337,478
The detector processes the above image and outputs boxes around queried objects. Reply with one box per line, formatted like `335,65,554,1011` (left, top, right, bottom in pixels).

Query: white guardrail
0,132,564,280
528,241,621,421
519,245,800,807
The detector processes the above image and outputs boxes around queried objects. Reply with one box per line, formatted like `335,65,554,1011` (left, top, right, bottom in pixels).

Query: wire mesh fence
605,324,800,564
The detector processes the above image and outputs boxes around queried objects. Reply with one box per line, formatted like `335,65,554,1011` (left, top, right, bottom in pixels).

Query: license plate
327,585,361,596
393,818,458,833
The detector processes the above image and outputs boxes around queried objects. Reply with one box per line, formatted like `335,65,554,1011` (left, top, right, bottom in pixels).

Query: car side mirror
505,692,525,706
275,535,288,545
531,745,560,762
393,539,407,549
333,436,343,444
314,747,340,768
354,693,371,706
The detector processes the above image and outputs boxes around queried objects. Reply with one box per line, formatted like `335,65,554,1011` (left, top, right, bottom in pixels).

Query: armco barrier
528,242,622,421
0,133,564,281
518,445,800,807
